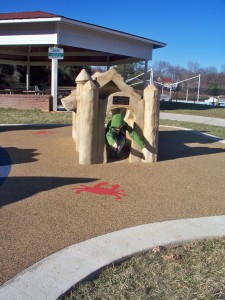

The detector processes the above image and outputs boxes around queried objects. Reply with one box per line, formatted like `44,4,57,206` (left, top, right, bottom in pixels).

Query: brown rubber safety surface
0,124,225,284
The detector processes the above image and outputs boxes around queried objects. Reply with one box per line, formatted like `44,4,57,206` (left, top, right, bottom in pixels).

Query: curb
1,216,225,300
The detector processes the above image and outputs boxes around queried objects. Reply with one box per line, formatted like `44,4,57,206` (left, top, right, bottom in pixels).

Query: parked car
218,96,225,107
160,94,172,101
204,97,220,106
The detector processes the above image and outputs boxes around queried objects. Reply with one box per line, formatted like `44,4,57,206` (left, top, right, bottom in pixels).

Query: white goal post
126,69,201,102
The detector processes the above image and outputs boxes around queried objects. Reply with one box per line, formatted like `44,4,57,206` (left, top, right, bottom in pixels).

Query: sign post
48,47,64,111
48,47,64,60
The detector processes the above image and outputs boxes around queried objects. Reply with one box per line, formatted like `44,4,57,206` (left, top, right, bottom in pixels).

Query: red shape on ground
34,131,51,135
72,181,128,200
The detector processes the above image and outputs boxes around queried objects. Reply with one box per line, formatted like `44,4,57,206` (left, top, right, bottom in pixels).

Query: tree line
114,61,225,94
0,61,225,95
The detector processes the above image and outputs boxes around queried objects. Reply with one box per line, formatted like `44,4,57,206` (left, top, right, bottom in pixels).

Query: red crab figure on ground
72,181,127,200
34,131,52,135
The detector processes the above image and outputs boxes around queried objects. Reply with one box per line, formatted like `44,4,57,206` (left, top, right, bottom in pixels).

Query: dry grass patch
160,101,225,119
0,108,72,124
59,237,225,300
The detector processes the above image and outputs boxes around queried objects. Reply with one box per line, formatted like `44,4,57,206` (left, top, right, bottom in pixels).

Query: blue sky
1,0,225,71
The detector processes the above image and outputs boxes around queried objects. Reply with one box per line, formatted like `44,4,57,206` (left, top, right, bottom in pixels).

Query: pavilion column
106,56,110,70
26,46,31,91
123,64,126,81
51,58,58,111
143,60,148,88
26,63,30,91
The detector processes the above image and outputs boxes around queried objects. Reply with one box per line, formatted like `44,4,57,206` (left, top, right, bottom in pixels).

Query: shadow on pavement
0,124,71,133
0,146,40,186
1,147,39,165
158,129,225,161
0,177,98,206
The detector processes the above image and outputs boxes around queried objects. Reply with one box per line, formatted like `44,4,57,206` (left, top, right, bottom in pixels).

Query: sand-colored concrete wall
61,68,160,165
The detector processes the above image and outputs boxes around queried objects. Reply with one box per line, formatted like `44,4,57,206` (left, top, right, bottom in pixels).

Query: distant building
157,77,173,85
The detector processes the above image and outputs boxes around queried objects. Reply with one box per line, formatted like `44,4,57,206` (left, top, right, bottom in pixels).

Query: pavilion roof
0,11,60,20
0,11,166,66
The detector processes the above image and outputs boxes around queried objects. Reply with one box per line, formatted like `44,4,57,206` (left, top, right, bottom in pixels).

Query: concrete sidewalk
160,112,225,127
1,216,225,300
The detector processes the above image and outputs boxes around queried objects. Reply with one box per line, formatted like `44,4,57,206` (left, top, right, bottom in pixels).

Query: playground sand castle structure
61,68,160,165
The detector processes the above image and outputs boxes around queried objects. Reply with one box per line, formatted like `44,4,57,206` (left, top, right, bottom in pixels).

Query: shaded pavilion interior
0,11,166,110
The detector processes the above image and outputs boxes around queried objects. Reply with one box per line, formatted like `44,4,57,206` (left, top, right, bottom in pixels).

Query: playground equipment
127,69,201,102
61,68,160,165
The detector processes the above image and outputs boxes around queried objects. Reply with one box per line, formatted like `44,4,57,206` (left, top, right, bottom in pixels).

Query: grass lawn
159,119,225,139
59,237,225,300
0,108,72,124
1,107,224,139
160,101,225,119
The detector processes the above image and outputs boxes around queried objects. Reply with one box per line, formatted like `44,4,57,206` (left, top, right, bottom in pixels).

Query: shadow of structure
0,145,97,206
158,129,225,161
0,146,40,185
0,124,71,133
1,147,39,165
0,147,12,185
0,176,98,206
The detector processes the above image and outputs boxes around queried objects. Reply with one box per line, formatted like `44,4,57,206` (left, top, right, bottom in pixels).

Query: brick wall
0,94,53,112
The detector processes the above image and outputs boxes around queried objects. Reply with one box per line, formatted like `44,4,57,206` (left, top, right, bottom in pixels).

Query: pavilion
0,11,166,110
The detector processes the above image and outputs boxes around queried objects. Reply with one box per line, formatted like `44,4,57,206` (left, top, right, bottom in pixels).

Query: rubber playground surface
1,124,225,285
